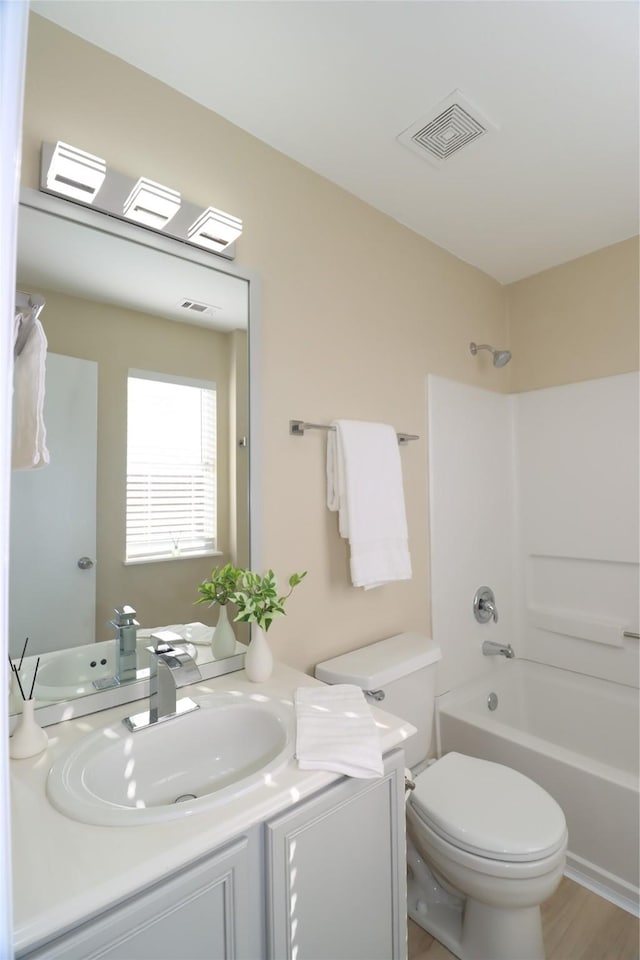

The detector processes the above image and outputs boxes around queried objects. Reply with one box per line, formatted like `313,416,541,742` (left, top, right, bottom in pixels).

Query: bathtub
436,659,639,916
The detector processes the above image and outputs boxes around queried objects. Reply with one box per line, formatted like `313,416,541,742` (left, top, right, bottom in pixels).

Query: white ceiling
31,1,640,284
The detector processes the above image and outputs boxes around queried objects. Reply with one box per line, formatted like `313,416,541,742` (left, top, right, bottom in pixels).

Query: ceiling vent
179,298,220,318
397,90,497,168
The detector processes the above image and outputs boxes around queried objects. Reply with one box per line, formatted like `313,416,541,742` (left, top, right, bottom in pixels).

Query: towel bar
290,419,419,446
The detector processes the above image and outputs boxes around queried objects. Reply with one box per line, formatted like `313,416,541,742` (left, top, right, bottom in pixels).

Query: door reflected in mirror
9,195,251,716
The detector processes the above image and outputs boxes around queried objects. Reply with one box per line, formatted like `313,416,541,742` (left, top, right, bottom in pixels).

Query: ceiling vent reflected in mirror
41,141,242,261
397,89,498,168
179,298,221,319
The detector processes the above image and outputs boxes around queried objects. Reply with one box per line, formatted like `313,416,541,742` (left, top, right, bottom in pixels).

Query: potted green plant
231,569,306,681
196,563,242,658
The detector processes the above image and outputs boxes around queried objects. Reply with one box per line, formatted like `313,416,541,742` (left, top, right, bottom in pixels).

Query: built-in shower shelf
526,607,628,648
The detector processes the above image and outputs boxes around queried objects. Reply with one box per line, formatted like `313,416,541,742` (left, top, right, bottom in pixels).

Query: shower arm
470,343,493,354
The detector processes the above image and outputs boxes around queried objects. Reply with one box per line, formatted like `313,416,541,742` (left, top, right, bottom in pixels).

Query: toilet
315,633,568,960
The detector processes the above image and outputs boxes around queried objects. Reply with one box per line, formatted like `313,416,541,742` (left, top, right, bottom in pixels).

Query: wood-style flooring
408,877,640,960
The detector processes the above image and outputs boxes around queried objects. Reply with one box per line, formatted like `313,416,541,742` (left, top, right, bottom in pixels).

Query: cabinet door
21,832,261,960
266,749,406,960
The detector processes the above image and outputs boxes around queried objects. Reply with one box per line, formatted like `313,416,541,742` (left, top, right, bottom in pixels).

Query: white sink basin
46,692,295,825
32,640,117,701
30,638,197,701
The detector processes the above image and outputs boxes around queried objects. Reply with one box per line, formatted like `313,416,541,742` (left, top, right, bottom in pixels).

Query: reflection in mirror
9,192,252,720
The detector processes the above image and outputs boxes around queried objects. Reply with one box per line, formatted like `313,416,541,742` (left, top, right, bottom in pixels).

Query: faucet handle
150,629,185,652
112,605,139,626
473,586,499,624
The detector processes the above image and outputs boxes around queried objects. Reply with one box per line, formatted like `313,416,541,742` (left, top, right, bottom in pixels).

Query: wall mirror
9,188,258,726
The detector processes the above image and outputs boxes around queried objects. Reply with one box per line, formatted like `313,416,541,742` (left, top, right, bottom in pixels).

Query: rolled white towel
295,684,384,779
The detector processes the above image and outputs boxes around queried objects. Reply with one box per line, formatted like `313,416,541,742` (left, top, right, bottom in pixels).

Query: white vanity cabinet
19,831,262,960
16,750,406,960
266,749,407,960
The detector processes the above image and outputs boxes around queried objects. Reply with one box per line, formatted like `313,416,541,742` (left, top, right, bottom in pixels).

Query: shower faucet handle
473,586,499,624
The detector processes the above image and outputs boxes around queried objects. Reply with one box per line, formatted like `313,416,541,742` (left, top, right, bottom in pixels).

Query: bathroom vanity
11,663,414,960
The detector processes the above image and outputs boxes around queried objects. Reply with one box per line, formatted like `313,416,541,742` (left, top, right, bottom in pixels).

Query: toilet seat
410,752,567,863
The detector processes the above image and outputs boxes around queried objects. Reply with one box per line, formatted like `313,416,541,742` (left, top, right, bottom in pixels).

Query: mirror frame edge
11,187,262,728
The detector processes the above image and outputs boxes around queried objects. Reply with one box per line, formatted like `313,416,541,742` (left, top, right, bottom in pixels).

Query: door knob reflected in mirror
473,586,498,624
77,557,94,570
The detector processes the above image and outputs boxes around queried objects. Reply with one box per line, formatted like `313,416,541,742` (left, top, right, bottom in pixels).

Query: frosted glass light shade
46,141,106,203
188,206,243,252
123,177,181,228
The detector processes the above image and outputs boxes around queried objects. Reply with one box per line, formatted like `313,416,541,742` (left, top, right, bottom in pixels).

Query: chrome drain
174,793,197,803
487,692,498,711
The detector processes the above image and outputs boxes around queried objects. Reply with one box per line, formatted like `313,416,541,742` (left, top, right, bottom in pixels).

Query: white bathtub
436,659,639,916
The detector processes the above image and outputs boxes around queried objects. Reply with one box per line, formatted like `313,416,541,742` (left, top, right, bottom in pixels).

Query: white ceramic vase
212,604,237,659
244,626,273,682
10,699,48,760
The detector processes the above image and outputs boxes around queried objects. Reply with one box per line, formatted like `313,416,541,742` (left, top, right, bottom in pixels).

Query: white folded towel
182,622,215,646
138,622,215,646
137,624,186,639
327,419,412,589
12,316,50,470
295,684,384,779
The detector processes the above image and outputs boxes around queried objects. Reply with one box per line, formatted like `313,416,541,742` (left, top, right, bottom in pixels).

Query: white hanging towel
327,419,412,589
12,317,49,470
295,684,384,779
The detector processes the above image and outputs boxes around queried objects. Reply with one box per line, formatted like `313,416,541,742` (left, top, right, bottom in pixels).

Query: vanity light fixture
46,141,106,203
40,141,241,261
188,206,243,253
123,177,181,229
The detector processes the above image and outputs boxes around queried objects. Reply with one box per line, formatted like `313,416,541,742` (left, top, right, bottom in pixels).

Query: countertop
11,661,416,954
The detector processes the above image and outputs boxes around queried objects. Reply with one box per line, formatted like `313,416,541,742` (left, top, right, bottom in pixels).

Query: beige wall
21,16,537,675
20,17,639,677
31,287,237,636
507,237,640,393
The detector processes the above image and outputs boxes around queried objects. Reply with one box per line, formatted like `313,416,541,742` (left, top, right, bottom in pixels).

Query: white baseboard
565,851,639,918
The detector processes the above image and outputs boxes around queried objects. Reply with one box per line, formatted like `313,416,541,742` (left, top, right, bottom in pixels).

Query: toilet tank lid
315,633,441,689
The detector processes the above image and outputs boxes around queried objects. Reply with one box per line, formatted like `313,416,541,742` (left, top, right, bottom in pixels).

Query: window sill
124,550,223,566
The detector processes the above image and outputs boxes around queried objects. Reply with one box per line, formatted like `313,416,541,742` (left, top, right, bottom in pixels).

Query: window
126,371,217,562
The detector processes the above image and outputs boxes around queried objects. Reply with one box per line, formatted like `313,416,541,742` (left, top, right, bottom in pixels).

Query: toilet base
408,887,546,960
461,899,545,960
406,837,547,960
407,839,464,957
407,870,463,958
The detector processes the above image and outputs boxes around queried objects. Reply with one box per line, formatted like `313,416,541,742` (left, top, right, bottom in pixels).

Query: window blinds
126,374,217,561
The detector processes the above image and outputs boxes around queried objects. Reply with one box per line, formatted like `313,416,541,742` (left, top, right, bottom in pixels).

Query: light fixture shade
46,141,106,203
188,206,243,252
123,178,181,229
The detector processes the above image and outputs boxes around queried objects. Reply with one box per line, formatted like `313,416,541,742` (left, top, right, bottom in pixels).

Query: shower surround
427,372,639,909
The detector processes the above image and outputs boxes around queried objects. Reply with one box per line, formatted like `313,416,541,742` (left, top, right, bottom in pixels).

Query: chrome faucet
124,630,201,732
482,640,515,659
111,604,139,683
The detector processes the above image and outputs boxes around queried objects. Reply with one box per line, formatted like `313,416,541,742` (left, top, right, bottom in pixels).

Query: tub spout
482,640,515,658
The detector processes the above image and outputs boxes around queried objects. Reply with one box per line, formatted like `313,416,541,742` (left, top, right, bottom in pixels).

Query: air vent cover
179,298,220,318
397,90,497,167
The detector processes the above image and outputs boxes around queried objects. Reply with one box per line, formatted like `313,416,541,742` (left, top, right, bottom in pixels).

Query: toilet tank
315,633,442,769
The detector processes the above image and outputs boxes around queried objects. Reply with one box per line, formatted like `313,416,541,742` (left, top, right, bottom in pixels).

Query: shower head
469,342,512,368
493,349,512,368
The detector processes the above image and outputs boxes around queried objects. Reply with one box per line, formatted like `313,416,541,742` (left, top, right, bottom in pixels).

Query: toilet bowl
406,752,567,960
315,633,568,960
